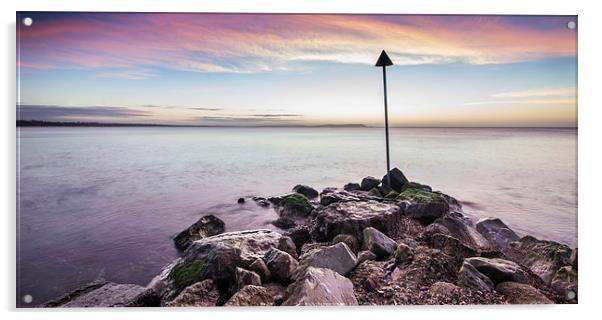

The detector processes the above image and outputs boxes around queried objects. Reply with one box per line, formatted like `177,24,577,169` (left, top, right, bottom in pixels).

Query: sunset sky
17,13,577,126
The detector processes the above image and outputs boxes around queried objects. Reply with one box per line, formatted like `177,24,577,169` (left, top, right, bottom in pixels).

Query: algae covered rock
292,184,319,199
173,214,225,250
276,193,314,218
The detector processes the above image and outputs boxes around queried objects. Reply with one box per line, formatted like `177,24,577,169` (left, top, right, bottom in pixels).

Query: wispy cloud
141,105,222,111
17,104,152,121
491,87,576,98
17,13,577,78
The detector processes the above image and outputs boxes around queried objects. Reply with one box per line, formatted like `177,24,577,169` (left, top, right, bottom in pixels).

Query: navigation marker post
375,50,394,187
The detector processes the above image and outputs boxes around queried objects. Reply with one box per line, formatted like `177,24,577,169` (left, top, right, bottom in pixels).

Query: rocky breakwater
43,168,577,307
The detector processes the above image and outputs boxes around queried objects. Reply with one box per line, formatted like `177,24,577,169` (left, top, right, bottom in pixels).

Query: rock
495,282,553,304
362,276,379,292
368,188,382,197
319,189,378,206
408,181,432,192
425,233,477,259
276,193,313,218
309,200,402,243
381,168,409,192
377,184,393,197
173,215,225,251
360,176,381,191
278,236,298,260
264,248,298,283
153,229,282,302
429,281,460,296
384,191,400,199
237,197,245,204
224,285,274,306
236,267,261,289
393,243,413,265
299,242,330,256
332,234,359,253
570,248,578,270
282,267,358,306
249,258,271,282
551,266,577,298
504,235,572,284
44,282,147,307
295,242,357,277
475,218,520,249
436,214,490,249
263,282,287,305
398,189,450,223
343,182,361,191
283,225,312,253
166,280,219,307
465,257,526,284
363,227,397,259
356,250,377,264
272,216,296,229
252,197,271,207
292,184,319,199
456,262,495,292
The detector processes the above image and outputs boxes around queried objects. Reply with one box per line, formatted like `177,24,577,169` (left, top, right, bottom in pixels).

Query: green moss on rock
170,260,207,293
384,191,400,199
397,188,445,203
279,193,313,216
368,188,382,197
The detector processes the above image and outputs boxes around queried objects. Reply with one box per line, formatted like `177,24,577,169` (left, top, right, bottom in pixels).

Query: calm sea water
16,127,577,305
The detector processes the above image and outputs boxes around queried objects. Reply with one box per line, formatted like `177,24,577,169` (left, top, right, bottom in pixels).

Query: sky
16,13,577,127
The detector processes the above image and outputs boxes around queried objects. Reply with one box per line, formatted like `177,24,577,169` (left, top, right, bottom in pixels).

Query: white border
2,0,601,319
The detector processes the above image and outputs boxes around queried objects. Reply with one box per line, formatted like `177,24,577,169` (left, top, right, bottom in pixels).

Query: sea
16,126,577,306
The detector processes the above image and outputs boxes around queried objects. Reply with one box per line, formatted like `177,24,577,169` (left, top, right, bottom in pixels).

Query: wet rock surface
173,215,225,251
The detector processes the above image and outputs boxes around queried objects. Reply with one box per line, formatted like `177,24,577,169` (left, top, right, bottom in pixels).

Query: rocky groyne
43,168,578,307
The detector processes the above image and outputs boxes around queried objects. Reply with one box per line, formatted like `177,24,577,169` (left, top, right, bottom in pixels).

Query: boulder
436,214,490,249
363,227,397,259
343,182,361,191
503,235,572,284
425,233,477,259
456,262,495,292
465,257,526,284
166,280,219,307
377,184,393,197
272,216,297,229
408,182,432,192
224,285,274,306
236,267,261,289
263,282,287,305
551,266,577,298
264,248,298,283
381,168,410,192
44,282,147,307
397,189,450,223
173,215,225,250
368,188,382,197
356,250,377,265
283,225,312,253
295,242,357,277
249,258,271,282
320,189,380,206
393,243,413,265
292,184,319,199
276,193,313,218
360,176,381,191
282,267,358,306
237,197,245,204
277,236,298,260
309,201,402,243
332,234,359,253
475,218,520,249
495,282,553,304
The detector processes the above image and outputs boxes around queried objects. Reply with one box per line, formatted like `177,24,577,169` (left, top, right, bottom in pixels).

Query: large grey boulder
475,218,520,249
381,168,410,192
309,201,402,243
236,267,261,290
503,235,572,284
360,176,381,191
264,248,298,283
456,262,495,292
295,242,357,277
495,282,553,304
465,257,526,284
292,184,319,199
173,215,225,250
282,267,358,306
150,229,282,303
225,285,274,306
45,282,147,307
363,227,397,259
277,236,298,260
166,280,219,307
435,214,490,250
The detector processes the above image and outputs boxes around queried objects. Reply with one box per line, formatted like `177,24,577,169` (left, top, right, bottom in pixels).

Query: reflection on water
16,127,577,305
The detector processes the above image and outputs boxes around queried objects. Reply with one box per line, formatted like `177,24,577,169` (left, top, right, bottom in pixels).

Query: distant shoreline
16,120,577,129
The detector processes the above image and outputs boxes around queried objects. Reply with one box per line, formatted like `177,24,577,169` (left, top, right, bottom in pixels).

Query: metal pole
382,66,391,187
